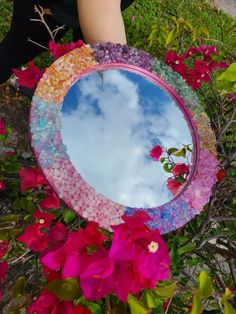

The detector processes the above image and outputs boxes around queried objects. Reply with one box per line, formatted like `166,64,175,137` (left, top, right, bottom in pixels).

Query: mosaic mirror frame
30,43,219,233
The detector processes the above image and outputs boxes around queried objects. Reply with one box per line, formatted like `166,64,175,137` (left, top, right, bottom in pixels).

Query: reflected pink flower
167,178,183,196
173,163,189,176
149,145,163,161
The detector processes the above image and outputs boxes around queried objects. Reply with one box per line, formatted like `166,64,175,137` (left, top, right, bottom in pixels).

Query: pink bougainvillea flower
167,178,183,196
80,251,115,301
228,94,236,103
42,264,63,282
217,168,227,182
165,50,182,67
110,212,170,283
41,221,108,278
197,45,218,56
34,210,54,229
173,163,190,176
0,241,9,258
149,145,163,161
17,224,49,253
19,167,46,192
0,118,6,135
193,60,211,82
27,290,59,314
48,222,68,246
39,191,60,209
0,180,5,190
185,70,203,90
13,61,45,89
0,261,8,282
49,40,84,59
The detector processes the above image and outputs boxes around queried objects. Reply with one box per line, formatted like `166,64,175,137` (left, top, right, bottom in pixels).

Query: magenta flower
149,145,163,161
172,163,190,176
0,180,5,191
19,167,46,192
0,261,8,282
41,222,107,278
39,191,60,209
34,210,54,229
13,62,45,89
49,40,84,59
0,241,9,258
0,118,6,135
17,224,49,253
109,212,170,300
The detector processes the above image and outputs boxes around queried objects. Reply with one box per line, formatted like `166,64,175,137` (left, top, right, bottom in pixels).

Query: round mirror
31,43,218,233
61,69,194,208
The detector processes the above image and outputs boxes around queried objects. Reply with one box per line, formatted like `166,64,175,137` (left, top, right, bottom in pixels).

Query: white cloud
61,70,193,208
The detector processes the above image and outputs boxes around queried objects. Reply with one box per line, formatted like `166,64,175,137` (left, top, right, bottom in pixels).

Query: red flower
0,180,5,190
27,290,91,314
0,261,8,282
48,223,68,246
49,40,84,59
0,241,9,258
34,210,54,229
0,118,6,135
42,265,63,282
17,224,49,253
228,94,236,103
193,60,211,82
13,61,45,89
149,145,163,161
167,178,183,196
172,163,189,176
217,169,226,182
39,191,60,209
19,167,46,192
41,222,108,278
165,51,183,66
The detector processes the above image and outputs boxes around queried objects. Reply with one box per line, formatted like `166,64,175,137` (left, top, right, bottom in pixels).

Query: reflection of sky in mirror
61,69,193,208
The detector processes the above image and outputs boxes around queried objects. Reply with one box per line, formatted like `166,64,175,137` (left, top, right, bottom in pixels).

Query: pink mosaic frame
30,44,219,233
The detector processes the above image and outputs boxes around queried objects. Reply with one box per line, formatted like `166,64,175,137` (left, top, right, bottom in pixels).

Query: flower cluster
0,240,9,301
165,45,228,89
19,167,60,209
27,211,170,306
149,144,191,196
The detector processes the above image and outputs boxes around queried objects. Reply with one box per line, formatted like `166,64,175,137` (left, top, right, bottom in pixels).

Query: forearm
77,0,127,44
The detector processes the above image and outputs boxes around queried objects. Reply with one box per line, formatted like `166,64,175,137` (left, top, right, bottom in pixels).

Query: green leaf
190,289,202,314
12,276,26,298
217,63,236,82
154,282,176,300
128,295,150,314
223,300,236,314
173,148,186,157
87,303,101,314
167,148,179,155
165,28,177,46
199,271,214,298
63,211,77,224
45,278,82,301
160,157,165,163
144,290,163,308
163,163,173,173
224,288,233,301
178,242,196,255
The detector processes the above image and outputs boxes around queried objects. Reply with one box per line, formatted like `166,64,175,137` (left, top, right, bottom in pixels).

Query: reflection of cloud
61,70,192,208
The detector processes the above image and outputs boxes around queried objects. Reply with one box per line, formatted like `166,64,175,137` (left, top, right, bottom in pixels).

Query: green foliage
199,271,214,298
128,295,150,314
216,63,236,94
45,278,82,301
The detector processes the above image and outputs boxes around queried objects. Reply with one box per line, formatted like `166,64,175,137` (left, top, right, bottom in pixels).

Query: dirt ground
210,0,236,17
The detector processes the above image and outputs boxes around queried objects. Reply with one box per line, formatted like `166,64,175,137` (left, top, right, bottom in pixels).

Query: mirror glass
61,69,194,208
